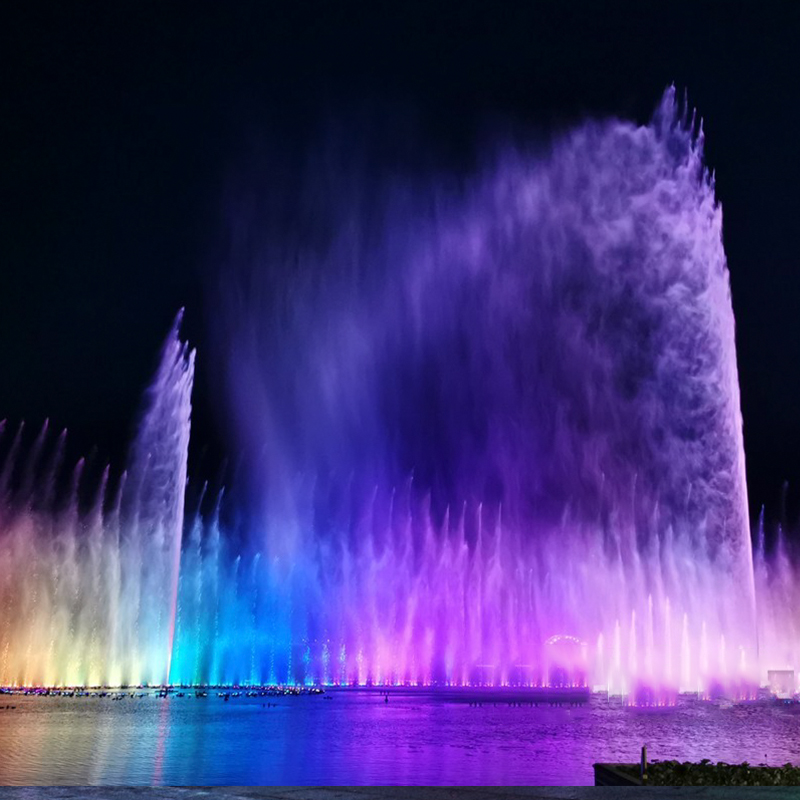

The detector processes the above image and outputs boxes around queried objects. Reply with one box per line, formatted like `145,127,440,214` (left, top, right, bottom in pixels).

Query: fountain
0,88,797,694
0,312,194,687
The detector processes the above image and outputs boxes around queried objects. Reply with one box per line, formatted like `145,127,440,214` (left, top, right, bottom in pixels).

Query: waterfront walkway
0,787,797,799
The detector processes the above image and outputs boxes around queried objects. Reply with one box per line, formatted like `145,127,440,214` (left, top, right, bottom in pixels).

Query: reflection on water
1,692,800,786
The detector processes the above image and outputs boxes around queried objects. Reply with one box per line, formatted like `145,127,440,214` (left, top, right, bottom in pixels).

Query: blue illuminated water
1,692,799,785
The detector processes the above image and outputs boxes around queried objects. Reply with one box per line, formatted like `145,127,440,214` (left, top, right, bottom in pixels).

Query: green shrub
643,759,800,786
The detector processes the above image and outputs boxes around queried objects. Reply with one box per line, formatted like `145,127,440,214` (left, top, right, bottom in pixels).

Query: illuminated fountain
1,88,798,694
0,315,193,687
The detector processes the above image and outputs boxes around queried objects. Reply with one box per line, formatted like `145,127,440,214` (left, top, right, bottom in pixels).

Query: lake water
1,690,799,785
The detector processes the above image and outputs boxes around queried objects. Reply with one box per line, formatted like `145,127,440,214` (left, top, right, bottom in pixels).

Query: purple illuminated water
1,693,800,785
0,88,799,695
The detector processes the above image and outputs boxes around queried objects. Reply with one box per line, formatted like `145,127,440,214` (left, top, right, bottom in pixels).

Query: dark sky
3,2,799,519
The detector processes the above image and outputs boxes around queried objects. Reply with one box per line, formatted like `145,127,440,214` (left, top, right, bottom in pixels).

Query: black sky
2,1,799,519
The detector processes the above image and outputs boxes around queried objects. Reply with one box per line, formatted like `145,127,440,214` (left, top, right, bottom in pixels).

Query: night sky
3,2,800,520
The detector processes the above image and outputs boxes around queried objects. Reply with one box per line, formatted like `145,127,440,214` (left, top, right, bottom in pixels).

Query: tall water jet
0,314,194,686
121,310,195,683
205,86,757,688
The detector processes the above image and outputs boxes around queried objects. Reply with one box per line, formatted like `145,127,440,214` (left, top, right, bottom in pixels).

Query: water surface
1,691,799,785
